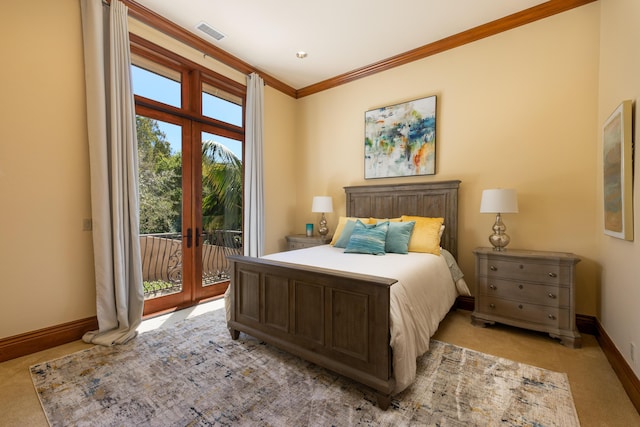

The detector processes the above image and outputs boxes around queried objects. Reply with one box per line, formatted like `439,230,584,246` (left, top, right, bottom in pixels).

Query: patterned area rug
31,308,580,426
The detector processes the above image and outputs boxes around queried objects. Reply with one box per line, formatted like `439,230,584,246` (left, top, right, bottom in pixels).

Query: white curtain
80,0,144,345
243,73,265,257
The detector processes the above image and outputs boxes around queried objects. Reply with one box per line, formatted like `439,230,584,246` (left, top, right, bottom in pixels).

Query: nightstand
471,247,581,348
285,234,332,250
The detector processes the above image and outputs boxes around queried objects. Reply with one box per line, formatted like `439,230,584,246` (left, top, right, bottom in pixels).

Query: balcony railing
139,230,242,299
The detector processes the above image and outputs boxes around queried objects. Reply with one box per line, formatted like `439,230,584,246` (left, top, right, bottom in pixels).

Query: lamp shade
480,189,518,213
311,196,333,213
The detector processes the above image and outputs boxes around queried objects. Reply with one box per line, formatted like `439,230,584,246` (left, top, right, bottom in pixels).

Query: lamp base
488,213,511,251
489,233,511,251
318,213,329,236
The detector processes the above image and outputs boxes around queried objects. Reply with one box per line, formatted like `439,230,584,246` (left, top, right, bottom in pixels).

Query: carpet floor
30,307,579,426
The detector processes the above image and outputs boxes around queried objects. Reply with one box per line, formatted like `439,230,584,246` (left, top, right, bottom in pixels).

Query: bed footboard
226,255,396,409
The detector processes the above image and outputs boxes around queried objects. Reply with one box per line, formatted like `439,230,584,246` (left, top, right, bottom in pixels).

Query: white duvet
261,244,460,394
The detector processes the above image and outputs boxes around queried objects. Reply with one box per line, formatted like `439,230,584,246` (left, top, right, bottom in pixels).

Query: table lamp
311,196,333,236
480,188,518,251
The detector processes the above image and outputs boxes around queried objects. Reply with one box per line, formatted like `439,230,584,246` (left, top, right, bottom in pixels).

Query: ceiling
135,0,548,90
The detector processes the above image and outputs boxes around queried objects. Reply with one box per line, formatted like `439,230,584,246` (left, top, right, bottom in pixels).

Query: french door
130,35,245,316
137,107,242,316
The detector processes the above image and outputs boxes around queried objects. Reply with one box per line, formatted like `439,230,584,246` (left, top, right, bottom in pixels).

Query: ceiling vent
196,22,225,41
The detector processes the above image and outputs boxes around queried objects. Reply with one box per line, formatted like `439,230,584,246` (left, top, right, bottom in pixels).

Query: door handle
186,228,192,248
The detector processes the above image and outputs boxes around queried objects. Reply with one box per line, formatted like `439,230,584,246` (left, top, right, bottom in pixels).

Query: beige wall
262,86,299,254
597,0,640,377
295,4,601,316
0,0,95,337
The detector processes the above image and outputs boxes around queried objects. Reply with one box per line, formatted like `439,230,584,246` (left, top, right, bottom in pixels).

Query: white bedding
261,244,460,394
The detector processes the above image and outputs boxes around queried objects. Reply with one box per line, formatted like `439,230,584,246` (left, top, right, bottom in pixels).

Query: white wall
597,0,640,377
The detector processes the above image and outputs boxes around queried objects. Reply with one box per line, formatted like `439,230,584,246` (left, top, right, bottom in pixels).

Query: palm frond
201,140,242,231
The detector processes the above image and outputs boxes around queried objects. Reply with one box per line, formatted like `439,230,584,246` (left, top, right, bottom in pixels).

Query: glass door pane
202,82,243,126
136,115,185,304
199,131,243,295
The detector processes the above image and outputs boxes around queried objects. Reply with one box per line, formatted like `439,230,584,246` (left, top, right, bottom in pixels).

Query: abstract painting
365,95,436,179
603,100,633,240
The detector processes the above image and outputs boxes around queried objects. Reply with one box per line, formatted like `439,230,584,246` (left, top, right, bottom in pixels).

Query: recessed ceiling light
296,51,308,59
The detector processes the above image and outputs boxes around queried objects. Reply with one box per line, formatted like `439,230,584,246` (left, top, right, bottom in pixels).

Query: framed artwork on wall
602,99,634,241
364,95,436,179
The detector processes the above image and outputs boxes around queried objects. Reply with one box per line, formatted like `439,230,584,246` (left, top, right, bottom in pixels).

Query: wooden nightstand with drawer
286,234,332,250
471,247,581,348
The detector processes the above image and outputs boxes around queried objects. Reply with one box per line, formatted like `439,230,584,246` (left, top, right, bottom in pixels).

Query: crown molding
119,0,596,99
296,0,597,97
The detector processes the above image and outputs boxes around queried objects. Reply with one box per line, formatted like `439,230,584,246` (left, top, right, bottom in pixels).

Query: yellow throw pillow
330,216,371,245
400,215,444,255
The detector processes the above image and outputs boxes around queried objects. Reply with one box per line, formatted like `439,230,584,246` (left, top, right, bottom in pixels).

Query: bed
226,180,463,409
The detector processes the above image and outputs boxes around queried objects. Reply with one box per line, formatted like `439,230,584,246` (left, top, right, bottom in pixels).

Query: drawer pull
490,265,497,271
548,293,557,299
518,304,523,309
548,272,557,278
489,303,495,309
489,284,497,290
548,314,556,320
519,264,524,269
518,284,524,290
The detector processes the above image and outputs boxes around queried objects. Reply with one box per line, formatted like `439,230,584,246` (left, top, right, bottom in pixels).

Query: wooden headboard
344,180,461,259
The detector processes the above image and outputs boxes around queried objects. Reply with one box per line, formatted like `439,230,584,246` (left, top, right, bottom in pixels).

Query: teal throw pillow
334,220,357,248
383,220,416,254
344,220,389,255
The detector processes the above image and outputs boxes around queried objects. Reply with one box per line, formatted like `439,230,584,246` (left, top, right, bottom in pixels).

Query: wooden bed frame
226,180,460,409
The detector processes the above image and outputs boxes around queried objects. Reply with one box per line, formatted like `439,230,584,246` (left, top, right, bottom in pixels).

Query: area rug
31,308,580,426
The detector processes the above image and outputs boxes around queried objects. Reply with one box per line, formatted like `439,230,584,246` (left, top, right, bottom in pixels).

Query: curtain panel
243,73,265,257
80,0,144,345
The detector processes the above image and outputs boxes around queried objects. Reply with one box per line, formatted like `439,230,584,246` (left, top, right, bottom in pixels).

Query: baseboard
0,316,98,363
594,319,640,414
455,295,475,311
575,313,598,335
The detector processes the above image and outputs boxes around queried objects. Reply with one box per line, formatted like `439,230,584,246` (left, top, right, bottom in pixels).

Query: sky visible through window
131,66,242,160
